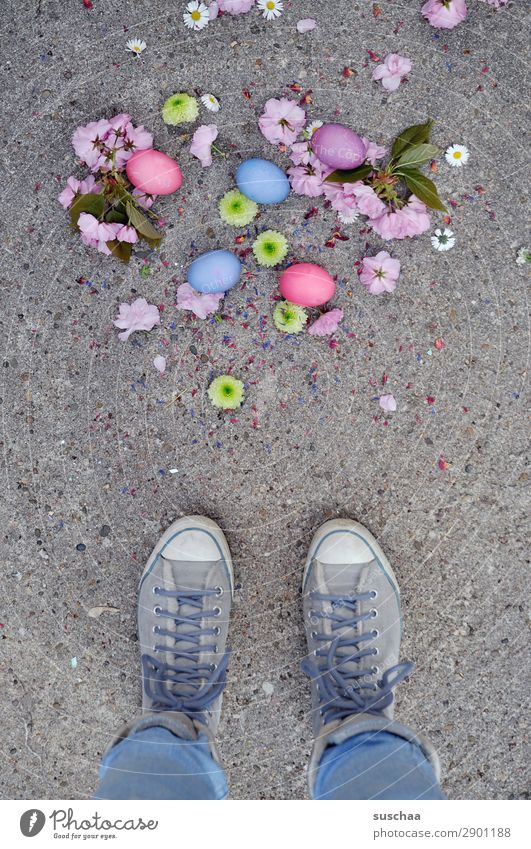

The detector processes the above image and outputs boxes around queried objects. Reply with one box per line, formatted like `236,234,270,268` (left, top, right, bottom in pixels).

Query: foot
138,516,233,735
301,519,414,735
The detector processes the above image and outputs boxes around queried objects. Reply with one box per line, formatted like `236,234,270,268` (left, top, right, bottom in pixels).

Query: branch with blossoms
321,119,447,240
58,114,163,263
258,98,445,241
324,118,447,214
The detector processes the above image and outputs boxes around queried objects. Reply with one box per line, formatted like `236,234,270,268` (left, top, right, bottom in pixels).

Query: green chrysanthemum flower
162,92,199,125
273,300,308,334
218,189,258,227
253,230,289,267
208,375,245,410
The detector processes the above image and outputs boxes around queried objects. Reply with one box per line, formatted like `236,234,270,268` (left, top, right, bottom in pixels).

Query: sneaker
301,518,414,735
138,515,234,735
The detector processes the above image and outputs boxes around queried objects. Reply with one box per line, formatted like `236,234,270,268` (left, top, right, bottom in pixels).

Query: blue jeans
94,726,445,800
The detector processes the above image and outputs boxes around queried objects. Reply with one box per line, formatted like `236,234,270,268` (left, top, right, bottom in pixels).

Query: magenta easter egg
126,149,182,195
312,123,366,170
279,263,336,307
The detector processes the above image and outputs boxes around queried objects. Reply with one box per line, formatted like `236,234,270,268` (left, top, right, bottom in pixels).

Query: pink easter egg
312,123,366,170
126,149,182,196
279,263,336,307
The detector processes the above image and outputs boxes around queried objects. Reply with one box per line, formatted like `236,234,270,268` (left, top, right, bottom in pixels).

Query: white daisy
445,144,469,167
125,38,147,57
338,209,360,225
306,119,323,135
201,93,221,113
516,247,531,266
431,228,456,252
257,0,284,21
183,1,209,30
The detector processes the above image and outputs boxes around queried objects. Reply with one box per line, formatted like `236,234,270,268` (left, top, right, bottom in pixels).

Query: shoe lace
141,586,230,722
301,590,414,725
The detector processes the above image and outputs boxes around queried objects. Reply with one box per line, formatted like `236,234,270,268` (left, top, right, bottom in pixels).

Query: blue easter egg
187,250,242,294
236,158,290,205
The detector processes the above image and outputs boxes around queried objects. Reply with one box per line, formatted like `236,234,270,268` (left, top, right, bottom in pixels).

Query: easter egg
311,124,366,170
236,158,290,205
126,149,182,196
188,250,242,294
279,263,335,307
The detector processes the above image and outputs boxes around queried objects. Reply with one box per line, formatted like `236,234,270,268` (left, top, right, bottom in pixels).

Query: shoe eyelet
152,625,159,634
313,649,318,656
213,626,221,636
307,610,315,620
152,586,161,595
153,606,162,616
214,586,223,597
370,590,378,599
370,608,378,618
210,663,218,672
371,628,379,638
213,606,221,617
213,645,219,654
373,647,379,656
310,631,317,639
372,665,380,675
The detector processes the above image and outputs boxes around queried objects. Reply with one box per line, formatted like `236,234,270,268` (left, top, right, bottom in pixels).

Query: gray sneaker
138,515,234,735
301,518,414,735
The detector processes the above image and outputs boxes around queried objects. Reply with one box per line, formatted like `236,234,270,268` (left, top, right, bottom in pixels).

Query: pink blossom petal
297,18,317,33
218,0,254,14
308,309,344,337
361,137,387,165
58,183,77,209
421,0,467,29
115,225,138,244
176,282,224,320
379,394,397,412
113,297,160,341
153,355,166,374
190,125,219,168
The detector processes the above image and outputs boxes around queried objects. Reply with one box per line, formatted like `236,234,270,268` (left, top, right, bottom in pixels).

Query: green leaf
390,119,434,161
106,239,133,263
105,208,128,224
69,192,106,229
324,163,373,184
395,143,440,169
125,201,162,247
400,169,447,212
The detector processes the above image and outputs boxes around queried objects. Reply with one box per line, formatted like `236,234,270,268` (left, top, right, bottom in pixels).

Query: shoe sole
139,514,235,599
303,517,399,594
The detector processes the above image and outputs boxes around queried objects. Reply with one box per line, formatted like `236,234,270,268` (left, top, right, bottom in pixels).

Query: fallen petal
297,18,317,33
379,393,397,412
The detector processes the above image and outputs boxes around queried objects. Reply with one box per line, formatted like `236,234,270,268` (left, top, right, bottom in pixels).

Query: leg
95,722,228,800
94,516,234,800
314,731,445,800
301,519,445,800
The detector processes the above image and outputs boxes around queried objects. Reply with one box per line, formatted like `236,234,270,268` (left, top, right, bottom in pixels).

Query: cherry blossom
113,298,160,340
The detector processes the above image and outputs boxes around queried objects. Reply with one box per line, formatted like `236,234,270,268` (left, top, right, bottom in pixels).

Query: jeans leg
314,730,446,800
94,726,229,800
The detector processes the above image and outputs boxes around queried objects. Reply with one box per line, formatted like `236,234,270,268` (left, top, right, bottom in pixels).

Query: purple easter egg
312,124,366,170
